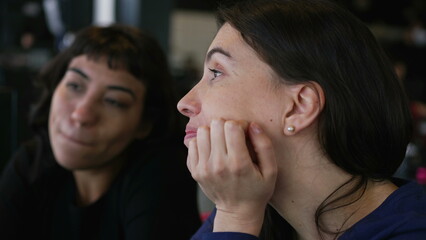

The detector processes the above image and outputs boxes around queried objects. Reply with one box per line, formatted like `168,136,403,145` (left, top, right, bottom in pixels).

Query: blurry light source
43,0,65,37
93,0,115,26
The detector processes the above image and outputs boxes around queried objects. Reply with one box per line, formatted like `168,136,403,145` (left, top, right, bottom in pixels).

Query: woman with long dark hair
178,0,426,239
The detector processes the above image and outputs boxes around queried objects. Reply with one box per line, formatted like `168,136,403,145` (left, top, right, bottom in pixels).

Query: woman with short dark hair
0,24,200,240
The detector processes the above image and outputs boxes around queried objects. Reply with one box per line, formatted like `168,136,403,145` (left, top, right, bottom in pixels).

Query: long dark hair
30,24,181,151
216,0,413,238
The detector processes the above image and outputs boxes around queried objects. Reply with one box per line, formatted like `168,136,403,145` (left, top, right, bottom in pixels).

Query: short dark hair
217,0,413,238
30,24,181,145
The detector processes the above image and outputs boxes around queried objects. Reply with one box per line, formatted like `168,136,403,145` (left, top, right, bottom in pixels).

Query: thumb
248,122,277,178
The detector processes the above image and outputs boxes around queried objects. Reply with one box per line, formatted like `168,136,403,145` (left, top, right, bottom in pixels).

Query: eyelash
208,68,223,80
66,82,128,109
104,98,128,109
66,82,83,92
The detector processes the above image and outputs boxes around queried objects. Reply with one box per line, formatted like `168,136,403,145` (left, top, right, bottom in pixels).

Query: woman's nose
177,89,201,118
71,98,99,127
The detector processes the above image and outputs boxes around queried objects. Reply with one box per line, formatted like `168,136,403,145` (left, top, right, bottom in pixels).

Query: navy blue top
192,180,426,240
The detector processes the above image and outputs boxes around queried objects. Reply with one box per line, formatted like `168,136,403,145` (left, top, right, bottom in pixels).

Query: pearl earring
287,126,295,132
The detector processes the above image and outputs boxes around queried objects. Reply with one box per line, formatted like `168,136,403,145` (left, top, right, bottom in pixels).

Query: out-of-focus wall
170,10,217,77
169,10,218,216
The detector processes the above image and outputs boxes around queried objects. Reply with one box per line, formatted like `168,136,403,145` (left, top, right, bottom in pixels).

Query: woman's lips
60,131,95,147
185,130,197,141
184,127,198,143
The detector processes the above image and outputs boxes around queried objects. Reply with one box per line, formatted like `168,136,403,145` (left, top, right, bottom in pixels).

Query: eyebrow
68,67,136,99
107,86,136,99
206,47,232,63
69,67,89,79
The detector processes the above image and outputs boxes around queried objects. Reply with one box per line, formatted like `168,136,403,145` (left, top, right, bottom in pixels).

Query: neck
270,139,397,240
73,156,125,206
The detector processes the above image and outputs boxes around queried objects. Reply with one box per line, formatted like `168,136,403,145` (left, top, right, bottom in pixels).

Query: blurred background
1,0,426,216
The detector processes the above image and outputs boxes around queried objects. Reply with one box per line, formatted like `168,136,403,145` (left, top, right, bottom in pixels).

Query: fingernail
250,122,262,134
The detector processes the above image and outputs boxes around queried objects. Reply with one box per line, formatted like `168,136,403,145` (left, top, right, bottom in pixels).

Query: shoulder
342,215,426,240
341,180,426,239
0,138,38,199
0,137,64,238
0,135,68,205
1,137,42,183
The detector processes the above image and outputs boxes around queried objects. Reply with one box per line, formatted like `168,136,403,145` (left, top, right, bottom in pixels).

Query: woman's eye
208,68,223,80
66,82,82,92
104,98,128,109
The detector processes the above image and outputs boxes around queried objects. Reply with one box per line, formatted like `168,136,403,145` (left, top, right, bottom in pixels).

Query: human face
177,23,288,147
49,55,146,170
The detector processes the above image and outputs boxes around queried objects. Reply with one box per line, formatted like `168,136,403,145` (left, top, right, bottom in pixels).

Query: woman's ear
282,82,325,135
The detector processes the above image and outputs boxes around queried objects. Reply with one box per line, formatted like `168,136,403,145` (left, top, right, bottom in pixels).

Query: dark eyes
208,68,223,80
104,98,128,109
66,82,82,92
65,81,128,109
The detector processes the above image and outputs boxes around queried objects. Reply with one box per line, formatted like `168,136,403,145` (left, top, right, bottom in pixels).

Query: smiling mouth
61,132,94,146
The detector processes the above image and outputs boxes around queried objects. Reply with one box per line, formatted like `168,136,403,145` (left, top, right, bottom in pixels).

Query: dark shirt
340,180,426,240
0,137,201,240
192,180,426,240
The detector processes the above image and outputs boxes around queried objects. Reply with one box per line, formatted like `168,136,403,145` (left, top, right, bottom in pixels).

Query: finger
234,120,257,163
187,138,198,174
248,122,277,178
224,120,251,166
197,126,211,163
210,118,227,155
234,120,249,132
